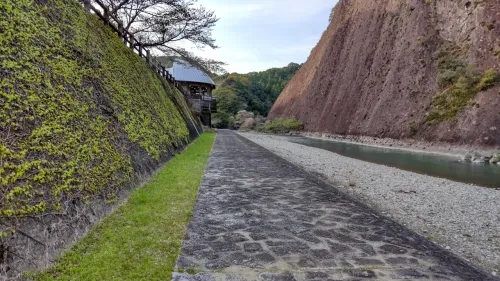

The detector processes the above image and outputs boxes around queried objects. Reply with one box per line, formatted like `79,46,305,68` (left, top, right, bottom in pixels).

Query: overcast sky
192,0,336,74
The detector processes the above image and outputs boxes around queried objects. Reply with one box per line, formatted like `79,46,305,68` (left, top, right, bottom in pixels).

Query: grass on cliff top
30,132,216,281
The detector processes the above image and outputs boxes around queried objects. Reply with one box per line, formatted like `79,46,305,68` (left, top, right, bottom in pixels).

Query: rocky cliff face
269,0,500,146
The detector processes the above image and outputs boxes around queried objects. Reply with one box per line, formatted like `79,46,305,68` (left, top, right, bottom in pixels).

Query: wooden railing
190,99,217,114
80,0,182,91
200,96,217,113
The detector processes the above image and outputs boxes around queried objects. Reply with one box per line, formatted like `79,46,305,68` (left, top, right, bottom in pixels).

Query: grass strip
32,132,216,281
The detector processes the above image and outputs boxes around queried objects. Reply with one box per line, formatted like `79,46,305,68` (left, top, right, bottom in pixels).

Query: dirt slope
269,0,500,146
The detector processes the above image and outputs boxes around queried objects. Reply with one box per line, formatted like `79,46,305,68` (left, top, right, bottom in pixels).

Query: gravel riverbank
238,132,500,276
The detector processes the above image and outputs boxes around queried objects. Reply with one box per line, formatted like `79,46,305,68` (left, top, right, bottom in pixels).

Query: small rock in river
482,156,492,163
462,154,472,162
490,153,500,164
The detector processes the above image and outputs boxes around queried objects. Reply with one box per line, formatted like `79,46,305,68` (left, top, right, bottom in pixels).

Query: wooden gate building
167,62,217,126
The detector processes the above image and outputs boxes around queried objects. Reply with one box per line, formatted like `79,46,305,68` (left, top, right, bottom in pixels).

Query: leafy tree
212,111,235,129
211,63,302,128
98,0,225,73
213,88,241,114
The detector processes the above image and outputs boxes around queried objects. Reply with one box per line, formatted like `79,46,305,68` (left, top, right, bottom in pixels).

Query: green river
287,136,500,188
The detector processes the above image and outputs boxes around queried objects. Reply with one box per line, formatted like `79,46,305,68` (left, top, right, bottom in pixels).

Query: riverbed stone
172,130,497,281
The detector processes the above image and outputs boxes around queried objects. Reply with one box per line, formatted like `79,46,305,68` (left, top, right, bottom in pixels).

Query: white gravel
238,132,500,274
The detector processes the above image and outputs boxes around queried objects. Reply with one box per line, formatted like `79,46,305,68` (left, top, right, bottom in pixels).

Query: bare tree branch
157,45,226,75
96,0,225,74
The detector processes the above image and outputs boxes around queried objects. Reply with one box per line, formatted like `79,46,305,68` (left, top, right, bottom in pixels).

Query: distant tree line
212,63,302,128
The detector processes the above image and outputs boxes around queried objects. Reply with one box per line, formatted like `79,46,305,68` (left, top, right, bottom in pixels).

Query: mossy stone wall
0,0,200,275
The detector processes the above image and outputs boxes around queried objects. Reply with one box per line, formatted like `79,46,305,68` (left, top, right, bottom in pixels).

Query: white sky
191,0,337,73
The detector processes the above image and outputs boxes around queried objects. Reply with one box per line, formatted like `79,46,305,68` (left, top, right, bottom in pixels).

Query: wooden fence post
83,0,91,11
118,21,124,37
146,50,150,65
138,44,143,57
129,34,135,50
103,7,110,25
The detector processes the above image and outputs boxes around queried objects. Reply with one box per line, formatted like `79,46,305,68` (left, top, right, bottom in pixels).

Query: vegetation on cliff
426,46,499,123
212,63,301,128
0,0,193,235
269,0,500,145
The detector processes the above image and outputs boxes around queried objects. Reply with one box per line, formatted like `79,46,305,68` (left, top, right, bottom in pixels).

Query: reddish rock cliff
269,0,500,146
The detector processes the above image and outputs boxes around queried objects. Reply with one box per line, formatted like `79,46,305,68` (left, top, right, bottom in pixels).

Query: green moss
257,118,304,134
477,68,499,91
425,46,499,123
0,0,192,224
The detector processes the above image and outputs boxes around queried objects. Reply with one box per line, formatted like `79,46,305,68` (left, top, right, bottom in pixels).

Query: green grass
30,132,216,281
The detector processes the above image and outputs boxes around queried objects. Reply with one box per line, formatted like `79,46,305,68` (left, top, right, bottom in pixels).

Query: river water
287,136,500,188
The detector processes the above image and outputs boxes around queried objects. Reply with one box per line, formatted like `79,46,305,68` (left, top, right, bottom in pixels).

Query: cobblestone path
172,130,495,281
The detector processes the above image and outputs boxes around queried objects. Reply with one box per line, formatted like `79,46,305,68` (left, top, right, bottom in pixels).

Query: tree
211,63,303,128
99,0,226,74
213,88,241,114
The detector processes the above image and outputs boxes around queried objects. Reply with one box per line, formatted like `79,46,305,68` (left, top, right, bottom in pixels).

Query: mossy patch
425,45,499,123
478,68,499,91
256,118,304,134
0,0,191,228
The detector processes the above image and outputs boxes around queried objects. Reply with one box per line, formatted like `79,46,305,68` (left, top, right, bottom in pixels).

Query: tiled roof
167,62,215,86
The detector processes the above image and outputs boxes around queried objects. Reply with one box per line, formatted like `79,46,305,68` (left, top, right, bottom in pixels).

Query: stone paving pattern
172,130,496,281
